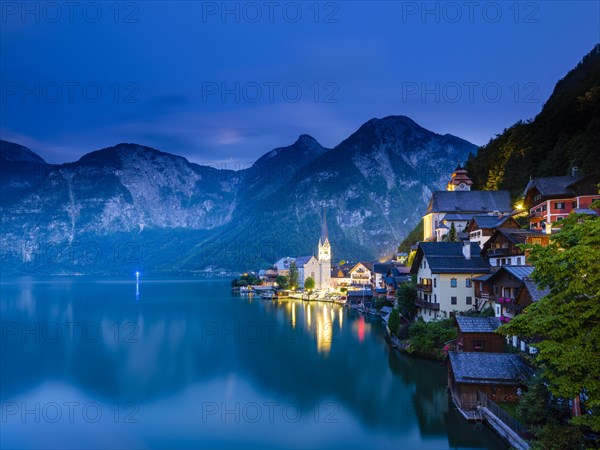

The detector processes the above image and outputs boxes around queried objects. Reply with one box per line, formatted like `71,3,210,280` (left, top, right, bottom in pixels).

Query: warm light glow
515,202,524,211
291,302,296,329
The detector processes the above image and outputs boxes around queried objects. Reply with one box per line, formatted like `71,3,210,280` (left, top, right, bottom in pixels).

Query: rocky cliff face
0,116,476,274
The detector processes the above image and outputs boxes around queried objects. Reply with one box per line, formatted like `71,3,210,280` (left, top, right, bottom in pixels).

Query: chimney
462,241,471,260
572,166,579,178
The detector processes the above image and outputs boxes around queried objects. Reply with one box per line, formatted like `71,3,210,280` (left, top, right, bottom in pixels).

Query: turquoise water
0,278,507,449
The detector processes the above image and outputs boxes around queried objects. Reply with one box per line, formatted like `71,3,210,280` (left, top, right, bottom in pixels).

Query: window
542,204,547,211
473,340,484,350
434,294,437,302
465,279,472,288
466,296,472,305
451,296,457,305
450,278,457,287
516,257,522,265
555,202,564,210
433,278,437,288
572,201,577,208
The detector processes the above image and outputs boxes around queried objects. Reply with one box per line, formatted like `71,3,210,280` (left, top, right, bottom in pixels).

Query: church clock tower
317,210,332,290
446,165,473,191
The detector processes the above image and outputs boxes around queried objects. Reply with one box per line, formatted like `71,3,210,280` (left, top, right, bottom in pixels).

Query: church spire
321,208,329,243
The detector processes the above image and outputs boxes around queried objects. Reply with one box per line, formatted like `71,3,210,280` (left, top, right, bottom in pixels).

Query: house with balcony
467,215,520,248
455,316,503,353
423,167,513,242
483,265,534,321
330,264,352,290
523,170,599,233
349,262,373,286
410,241,491,322
481,228,548,267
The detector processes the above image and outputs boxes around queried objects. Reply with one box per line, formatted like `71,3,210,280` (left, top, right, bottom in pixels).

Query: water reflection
0,278,507,449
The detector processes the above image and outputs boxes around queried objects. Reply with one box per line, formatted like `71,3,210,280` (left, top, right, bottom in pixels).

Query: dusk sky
1,1,599,167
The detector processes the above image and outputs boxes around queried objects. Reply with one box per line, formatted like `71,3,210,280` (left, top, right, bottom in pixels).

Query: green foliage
465,45,600,199
304,276,315,290
530,423,585,450
288,261,299,290
396,282,417,320
499,214,600,432
398,219,423,253
373,296,393,310
388,308,402,336
275,275,289,290
232,273,262,287
445,222,458,242
407,318,457,359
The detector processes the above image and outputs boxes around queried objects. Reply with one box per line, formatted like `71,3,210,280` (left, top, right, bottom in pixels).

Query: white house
423,167,513,242
410,241,491,322
349,262,373,286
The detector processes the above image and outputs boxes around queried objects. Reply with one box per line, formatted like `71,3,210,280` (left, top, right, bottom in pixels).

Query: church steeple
446,164,473,191
318,209,331,262
320,208,329,244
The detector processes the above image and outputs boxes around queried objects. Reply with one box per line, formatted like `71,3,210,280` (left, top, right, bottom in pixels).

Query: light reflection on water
0,278,508,450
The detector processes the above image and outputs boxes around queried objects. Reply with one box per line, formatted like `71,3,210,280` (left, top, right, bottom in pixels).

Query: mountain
0,116,476,275
465,44,600,198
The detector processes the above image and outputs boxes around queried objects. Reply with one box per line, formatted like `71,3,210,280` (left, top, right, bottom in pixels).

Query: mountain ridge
1,115,477,274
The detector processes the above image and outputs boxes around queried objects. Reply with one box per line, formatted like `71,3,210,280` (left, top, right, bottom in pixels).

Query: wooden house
455,316,503,353
448,352,531,410
467,215,519,248
481,228,547,267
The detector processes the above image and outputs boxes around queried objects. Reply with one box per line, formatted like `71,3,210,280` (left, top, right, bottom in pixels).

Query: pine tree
447,222,458,242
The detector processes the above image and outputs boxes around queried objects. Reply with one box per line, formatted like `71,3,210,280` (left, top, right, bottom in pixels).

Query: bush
407,318,457,359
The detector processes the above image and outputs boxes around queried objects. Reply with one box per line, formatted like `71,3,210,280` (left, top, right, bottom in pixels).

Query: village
232,165,600,450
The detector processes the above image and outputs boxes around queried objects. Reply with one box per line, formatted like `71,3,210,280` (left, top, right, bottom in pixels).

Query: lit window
556,202,564,210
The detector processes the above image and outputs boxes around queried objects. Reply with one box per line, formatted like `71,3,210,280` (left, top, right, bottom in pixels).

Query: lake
0,278,507,449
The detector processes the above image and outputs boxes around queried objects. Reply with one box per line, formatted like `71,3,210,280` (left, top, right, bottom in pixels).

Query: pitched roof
449,352,532,385
443,213,475,221
470,215,504,229
486,265,534,284
521,277,550,302
523,175,577,197
483,228,543,250
411,242,490,274
456,316,501,333
373,263,392,274
295,255,315,267
426,190,512,214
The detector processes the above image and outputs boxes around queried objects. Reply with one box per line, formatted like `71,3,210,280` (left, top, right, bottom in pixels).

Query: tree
275,275,289,290
288,261,299,290
388,308,402,336
446,222,458,242
500,214,600,432
396,282,417,320
304,277,315,290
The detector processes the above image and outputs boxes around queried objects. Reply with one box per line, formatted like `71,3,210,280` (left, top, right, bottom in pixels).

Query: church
296,211,332,290
423,166,513,242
